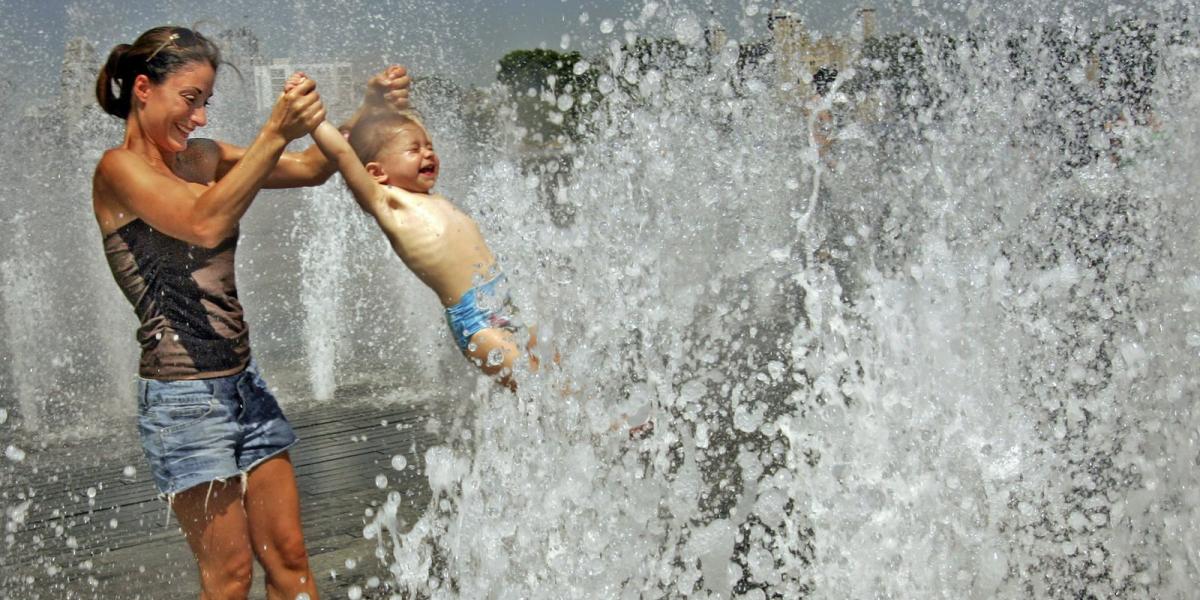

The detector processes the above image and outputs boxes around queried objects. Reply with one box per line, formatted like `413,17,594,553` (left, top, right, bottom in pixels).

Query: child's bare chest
383,195,480,257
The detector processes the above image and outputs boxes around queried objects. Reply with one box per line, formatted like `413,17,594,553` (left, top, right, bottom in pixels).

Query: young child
288,73,536,389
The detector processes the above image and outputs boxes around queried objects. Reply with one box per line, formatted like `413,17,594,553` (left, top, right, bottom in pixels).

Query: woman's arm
95,79,325,248
216,65,412,189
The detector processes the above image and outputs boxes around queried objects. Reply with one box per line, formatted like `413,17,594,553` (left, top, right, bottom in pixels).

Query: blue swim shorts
444,273,518,352
136,359,298,497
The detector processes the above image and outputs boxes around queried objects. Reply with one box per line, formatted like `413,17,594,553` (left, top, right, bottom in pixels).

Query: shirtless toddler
290,73,533,388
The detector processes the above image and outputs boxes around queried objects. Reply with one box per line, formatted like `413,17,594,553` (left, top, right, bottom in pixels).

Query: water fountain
2,0,1198,597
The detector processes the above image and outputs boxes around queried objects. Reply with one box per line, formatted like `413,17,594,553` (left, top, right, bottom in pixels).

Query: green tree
497,49,597,145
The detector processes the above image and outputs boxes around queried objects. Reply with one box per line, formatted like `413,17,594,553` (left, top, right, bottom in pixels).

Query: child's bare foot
609,406,655,440
628,419,654,440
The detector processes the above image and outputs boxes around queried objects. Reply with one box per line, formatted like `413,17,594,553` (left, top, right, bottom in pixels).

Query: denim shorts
136,359,298,497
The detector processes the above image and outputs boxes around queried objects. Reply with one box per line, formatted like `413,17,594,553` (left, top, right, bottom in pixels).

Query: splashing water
0,0,1197,597
359,3,1200,599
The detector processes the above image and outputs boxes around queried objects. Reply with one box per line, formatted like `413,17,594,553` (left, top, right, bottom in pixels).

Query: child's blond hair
347,111,428,163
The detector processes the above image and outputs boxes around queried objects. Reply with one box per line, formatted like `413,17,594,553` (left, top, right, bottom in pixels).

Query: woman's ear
132,74,153,106
365,162,389,184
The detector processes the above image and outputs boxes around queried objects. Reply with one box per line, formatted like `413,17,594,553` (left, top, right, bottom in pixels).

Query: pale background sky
0,0,1184,123
2,0,1172,91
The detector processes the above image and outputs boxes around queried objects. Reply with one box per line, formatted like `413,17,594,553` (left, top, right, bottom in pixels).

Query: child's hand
366,65,411,112
283,71,309,94
267,75,324,141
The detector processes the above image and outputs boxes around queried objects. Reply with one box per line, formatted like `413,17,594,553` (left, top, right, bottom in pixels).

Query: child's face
374,123,439,193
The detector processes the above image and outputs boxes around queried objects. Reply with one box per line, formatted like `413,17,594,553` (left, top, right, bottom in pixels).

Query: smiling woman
90,25,411,600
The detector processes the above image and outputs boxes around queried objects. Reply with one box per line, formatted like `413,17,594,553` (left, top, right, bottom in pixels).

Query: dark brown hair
95,26,222,120
348,111,428,163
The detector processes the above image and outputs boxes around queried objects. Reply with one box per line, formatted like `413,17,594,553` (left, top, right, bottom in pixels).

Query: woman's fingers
273,82,324,140
284,76,316,100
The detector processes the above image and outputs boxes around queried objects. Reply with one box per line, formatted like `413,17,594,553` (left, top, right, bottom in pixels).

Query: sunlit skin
288,73,537,388
93,62,221,237
137,62,213,155
92,61,327,600
364,125,495,306
92,54,413,600
93,65,412,246
371,124,440,194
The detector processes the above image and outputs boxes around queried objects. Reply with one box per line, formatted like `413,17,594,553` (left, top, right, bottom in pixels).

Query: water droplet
578,12,589,24
375,474,387,488
347,586,363,600
600,18,615,34
5,445,26,462
345,558,357,569
560,34,571,50
597,75,615,95
391,455,407,471
1187,332,1200,348
294,593,310,600
487,348,505,367
557,94,574,111
122,465,137,478
572,60,590,75
86,487,97,498
673,14,703,46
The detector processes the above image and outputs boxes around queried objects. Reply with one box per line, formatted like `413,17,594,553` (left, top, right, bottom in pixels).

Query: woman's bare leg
173,480,254,600
243,453,318,600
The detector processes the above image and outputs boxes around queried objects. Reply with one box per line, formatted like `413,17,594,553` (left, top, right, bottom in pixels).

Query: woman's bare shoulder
94,147,144,185
177,138,221,183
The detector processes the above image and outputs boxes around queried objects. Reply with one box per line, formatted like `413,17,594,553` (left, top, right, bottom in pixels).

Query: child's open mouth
419,165,436,175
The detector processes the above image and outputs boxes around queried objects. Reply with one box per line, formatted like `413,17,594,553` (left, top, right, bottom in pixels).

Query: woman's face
136,61,215,153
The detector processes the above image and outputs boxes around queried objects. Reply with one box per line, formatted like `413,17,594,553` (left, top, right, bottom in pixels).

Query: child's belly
391,231,496,306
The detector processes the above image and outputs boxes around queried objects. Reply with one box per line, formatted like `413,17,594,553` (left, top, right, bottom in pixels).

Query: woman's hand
283,71,307,95
268,74,326,141
364,65,412,113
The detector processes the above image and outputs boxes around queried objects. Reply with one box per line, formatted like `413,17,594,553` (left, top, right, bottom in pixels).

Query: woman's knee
200,550,254,599
270,529,311,571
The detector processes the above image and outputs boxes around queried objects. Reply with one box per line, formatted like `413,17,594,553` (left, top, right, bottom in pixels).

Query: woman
92,26,408,599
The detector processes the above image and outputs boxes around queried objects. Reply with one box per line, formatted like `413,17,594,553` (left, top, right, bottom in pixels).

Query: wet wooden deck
1,399,447,599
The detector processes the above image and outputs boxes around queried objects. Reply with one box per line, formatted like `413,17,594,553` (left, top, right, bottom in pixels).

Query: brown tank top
103,219,250,380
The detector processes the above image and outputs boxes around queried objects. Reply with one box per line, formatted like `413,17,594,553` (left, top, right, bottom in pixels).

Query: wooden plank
1,399,447,598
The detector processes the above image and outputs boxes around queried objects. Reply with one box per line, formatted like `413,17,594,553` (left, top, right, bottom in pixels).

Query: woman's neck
122,110,175,170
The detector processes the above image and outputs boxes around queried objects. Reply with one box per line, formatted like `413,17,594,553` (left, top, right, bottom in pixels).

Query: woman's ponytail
96,43,133,119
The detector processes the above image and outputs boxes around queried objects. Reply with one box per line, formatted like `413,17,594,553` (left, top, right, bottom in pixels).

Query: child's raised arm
286,74,389,217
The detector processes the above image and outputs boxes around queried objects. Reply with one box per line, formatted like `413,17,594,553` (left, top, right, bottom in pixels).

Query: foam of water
1,1,1198,597
358,4,1200,598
